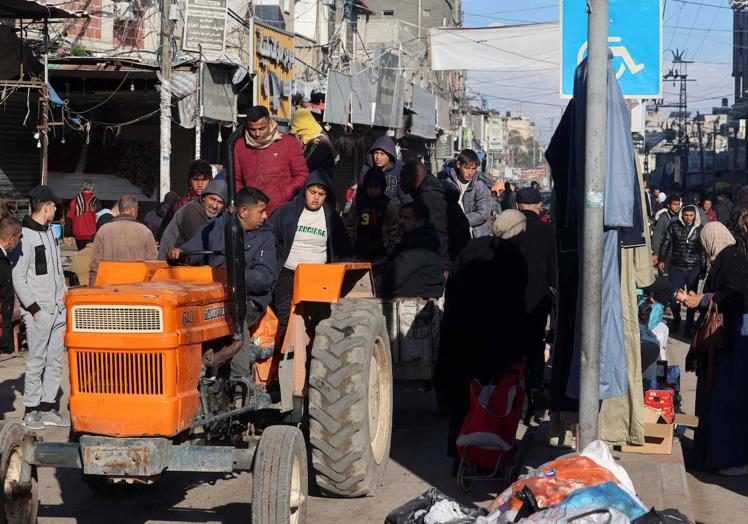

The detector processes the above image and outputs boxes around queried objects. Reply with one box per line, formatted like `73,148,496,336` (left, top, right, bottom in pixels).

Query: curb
615,437,696,523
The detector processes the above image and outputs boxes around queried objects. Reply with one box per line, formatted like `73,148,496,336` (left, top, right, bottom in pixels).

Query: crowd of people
11,102,746,480
642,184,748,476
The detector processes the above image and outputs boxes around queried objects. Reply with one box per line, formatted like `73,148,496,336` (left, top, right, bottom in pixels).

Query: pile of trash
385,441,690,524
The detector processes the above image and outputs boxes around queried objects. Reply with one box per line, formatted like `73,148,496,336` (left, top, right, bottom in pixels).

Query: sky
461,0,735,141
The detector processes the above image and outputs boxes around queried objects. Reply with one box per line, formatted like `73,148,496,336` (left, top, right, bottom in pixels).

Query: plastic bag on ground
385,487,485,524
487,441,644,516
476,505,630,524
556,482,646,521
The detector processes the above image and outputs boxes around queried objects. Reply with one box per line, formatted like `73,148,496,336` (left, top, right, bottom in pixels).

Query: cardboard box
619,408,698,455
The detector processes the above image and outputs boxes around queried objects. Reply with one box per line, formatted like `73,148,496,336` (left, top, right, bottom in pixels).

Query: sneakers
23,411,45,431
39,409,70,427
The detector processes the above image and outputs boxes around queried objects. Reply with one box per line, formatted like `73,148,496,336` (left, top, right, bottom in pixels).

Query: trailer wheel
252,426,307,524
309,299,393,497
0,422,38,524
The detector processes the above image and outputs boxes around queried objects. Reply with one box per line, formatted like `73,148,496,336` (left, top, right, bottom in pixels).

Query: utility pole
697,118,704,176
195,45,203,160
661,50,694,190
159,0,173,197
713,122,718,173
579,0,608,449
417,0,422,40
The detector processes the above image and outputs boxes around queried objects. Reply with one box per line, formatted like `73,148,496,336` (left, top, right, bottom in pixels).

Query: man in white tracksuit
13,185,68,430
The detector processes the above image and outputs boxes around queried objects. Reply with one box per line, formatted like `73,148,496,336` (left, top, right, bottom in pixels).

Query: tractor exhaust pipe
224,128,247,343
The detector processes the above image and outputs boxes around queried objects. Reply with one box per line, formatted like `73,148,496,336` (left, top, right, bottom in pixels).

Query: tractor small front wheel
251,425,308,524
0,422,38,524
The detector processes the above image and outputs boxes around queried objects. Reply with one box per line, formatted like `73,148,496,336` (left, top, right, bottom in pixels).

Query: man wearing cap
13,186,69,429
89,195,158,285
516,187,557,399
158,178,227,259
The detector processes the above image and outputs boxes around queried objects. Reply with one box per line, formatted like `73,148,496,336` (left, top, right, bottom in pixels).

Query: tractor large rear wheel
0,422,38,524
308,299,393,497
251,425,308,524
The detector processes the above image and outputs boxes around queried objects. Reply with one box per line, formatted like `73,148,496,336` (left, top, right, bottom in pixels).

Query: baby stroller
456,363,525,492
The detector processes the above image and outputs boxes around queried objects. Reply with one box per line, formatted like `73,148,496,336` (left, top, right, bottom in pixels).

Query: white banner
429,23,559,72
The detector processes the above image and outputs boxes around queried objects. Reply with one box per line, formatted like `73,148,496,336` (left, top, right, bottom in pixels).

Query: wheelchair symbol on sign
577,36,645,79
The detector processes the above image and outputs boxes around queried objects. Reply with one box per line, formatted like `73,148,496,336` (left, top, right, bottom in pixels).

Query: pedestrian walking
516,187,557,395
658,204,706,336
500,182,517,211
651,193,681,266
158,179,227,259
682,222,748,476
435,213,528,461
438,149,492,238
400,160,470,275
356,136,410,205
65,179,100,250
344,167,400,262
0,217,22,353
89,195,158,284
234,105,309,216
270,170,352,339
12,186,68,429
701,196,718,223
143,191,179,237
290,108,338,173
378,201,444,298
715,191,733,225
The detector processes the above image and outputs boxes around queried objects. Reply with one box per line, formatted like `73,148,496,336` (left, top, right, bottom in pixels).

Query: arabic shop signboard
561,0,662,98
182,0,228,54
487,119,504,153
254,20,294,121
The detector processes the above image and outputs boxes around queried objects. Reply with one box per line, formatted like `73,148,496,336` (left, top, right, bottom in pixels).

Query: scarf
74,192,97,217
491,209,526,239
244,118,283,150
700,221,736,261
290,108,323,145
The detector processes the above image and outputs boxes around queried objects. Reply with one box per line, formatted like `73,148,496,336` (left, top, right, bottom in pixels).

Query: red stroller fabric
457,365,525,471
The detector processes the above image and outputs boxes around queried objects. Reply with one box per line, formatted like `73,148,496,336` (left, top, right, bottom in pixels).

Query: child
345,168,401,262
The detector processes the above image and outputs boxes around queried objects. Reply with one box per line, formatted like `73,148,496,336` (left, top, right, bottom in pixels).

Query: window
422,9,431,16
383,9,394,16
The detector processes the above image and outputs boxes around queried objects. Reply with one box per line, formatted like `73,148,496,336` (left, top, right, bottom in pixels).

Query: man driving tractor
168,187,277,377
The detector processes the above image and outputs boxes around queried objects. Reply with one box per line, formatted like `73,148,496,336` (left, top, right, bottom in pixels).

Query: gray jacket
651,209,678,256
439,167,492,238
13,216,67,316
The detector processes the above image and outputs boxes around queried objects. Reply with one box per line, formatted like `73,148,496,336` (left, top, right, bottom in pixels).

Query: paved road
1,355,499,524
2,335,746,523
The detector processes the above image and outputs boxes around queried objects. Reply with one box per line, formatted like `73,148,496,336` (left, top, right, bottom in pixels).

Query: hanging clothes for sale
545,55,653,444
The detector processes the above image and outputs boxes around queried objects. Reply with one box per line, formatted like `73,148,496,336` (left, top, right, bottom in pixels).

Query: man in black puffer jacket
659,204,707,335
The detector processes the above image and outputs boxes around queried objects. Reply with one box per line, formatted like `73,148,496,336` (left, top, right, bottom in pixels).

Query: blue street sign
561,0,662,98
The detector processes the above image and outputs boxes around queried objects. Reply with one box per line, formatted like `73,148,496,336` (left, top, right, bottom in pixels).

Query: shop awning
0,0,81,19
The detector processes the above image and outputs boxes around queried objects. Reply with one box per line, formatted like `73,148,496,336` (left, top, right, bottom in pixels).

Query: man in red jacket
66,179,100,250
234,105,309,216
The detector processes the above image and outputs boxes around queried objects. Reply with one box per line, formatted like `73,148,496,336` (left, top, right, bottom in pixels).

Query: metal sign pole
579,0,608,449
159,0,173,197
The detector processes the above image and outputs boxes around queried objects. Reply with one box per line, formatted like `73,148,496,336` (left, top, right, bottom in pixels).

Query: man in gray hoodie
356,136,411,205
13,185,68,430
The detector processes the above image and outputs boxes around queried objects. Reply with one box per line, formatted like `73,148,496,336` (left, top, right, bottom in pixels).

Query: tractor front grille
75,351,164,395
72,305,163,333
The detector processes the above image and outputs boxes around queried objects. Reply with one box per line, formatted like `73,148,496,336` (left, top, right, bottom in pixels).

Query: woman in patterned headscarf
682,221,748,476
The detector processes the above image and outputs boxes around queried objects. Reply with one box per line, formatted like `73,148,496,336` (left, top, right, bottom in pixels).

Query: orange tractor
0,131,393,524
